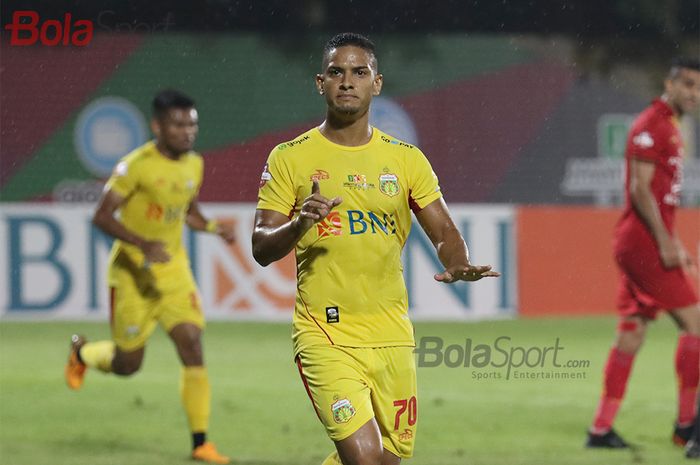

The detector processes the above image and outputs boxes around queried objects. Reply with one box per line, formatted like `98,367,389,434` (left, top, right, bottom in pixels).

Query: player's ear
372,73,383,96
150,118,161,138
663,77,675,96
315,74,325,95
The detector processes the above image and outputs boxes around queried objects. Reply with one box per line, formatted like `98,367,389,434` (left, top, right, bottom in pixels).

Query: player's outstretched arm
415,198,500,283
252,180,342,267
92,189,170,263
186,199,235,244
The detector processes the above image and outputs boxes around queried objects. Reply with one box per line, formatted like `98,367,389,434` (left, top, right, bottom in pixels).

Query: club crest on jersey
331,398,356,424
259,163,272,188
379,173,399,197
310,169,330,182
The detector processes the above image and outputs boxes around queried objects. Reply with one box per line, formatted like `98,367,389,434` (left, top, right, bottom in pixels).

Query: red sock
592,347,635,433
675,334,700,426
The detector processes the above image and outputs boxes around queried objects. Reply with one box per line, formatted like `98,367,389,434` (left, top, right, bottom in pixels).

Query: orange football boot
192,442,230,464
64,334,87,390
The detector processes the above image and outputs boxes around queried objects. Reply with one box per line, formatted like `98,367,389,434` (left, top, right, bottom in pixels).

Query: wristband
205,219,218,233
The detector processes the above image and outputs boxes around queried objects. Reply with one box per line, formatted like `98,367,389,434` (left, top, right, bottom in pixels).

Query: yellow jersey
105,141,203,287
257,127,442,355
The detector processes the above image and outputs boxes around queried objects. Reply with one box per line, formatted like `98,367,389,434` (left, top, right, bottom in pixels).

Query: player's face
316,46,383,118
153,107,199,155
665,68,700,116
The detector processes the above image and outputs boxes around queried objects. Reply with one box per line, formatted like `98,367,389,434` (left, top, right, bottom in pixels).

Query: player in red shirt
587,58,700,449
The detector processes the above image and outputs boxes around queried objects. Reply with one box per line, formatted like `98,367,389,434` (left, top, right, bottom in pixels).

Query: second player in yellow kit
253,34,500,465
64,90,234,464
106,140,204,351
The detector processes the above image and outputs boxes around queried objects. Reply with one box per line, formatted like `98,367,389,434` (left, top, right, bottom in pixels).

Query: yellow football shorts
108,255,204,352
295,345,417,458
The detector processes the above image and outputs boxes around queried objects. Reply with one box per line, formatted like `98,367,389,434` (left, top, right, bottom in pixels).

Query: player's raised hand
297,180,343,229
434,264,500,283
140,240,170,263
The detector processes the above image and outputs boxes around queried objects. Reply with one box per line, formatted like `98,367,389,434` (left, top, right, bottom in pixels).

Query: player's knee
342,443,384,465
674,306,700,335
114,362,141,376
183,337,202,356
178,340,203,365
170,325,203,364
339,446,383,465
112,353,143,376
362,448,384,465
616,319,646,352
618,334,644,353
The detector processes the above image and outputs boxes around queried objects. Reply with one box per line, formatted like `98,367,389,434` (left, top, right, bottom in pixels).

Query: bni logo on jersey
74,97,148,177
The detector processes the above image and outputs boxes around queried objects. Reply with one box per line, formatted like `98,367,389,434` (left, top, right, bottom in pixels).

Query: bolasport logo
4,10,94,47
414,336,591,381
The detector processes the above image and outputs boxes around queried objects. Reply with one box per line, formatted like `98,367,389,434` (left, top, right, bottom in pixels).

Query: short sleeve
627,125,664,164
256,147,296,217
407,148,442,212
193,155,204,193
105,158,138,198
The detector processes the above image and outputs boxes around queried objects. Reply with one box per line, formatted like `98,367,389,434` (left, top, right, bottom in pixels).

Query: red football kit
613,98,698,318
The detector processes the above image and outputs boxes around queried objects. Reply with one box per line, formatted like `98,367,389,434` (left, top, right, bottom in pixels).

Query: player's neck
318,113,372,147
661,94,683,117
155,141,183,160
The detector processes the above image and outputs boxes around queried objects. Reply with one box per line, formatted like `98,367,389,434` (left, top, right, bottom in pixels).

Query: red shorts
614,227,698,320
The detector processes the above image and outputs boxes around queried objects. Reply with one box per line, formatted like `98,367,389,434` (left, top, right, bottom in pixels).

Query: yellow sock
180,366,210,433
321,451,342,465
79,341,115,373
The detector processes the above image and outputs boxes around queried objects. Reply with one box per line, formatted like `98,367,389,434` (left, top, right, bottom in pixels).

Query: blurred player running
252,33,499,465
64,90,234,464
586,58,700,449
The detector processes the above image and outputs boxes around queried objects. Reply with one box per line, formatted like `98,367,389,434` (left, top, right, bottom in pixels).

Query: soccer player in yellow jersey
64,90,234,464
253,33,500,465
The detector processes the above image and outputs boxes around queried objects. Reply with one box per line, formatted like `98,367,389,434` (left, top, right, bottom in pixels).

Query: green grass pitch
0,317,690,464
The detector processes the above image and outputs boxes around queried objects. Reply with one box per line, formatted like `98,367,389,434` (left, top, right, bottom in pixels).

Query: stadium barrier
2,203,696,320
0,203,516,320
517,206,700,317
